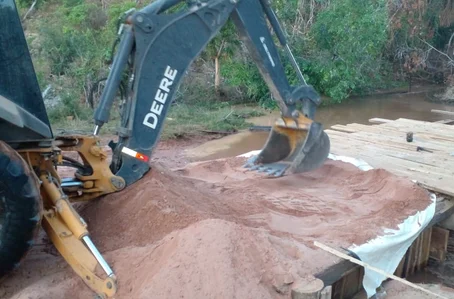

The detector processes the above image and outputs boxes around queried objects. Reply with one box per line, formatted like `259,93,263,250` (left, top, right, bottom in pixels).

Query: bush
221,60,273,107
47,90,91,121
305,0,389,102
35,0,127,122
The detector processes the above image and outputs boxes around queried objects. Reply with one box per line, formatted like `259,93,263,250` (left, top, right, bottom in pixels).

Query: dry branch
22,0,37,21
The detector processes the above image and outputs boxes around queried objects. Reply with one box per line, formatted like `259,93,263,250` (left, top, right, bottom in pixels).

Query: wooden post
291,277,325,299
430,226,450,262
320,286,332,299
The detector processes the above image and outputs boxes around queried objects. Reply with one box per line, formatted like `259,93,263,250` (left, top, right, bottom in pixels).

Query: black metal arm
93,0,321,186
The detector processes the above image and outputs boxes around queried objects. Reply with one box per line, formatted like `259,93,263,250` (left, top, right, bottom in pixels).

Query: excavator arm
92,0,330,186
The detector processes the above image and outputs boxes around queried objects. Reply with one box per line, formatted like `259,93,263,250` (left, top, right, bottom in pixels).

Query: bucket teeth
243,114,330,177
244,156,289,177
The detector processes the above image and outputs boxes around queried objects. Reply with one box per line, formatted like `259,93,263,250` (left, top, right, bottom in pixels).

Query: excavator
0,0,330,297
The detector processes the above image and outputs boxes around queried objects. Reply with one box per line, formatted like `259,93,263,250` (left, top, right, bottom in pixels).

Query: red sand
0,156,433,299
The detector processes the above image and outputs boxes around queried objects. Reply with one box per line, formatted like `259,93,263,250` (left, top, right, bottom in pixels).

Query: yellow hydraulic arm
18,135,125,298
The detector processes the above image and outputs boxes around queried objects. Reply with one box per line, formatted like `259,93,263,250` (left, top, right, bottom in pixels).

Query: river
187,86,454,161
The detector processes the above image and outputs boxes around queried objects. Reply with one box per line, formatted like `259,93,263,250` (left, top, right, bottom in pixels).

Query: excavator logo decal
143,66,178,130
260,37,275,67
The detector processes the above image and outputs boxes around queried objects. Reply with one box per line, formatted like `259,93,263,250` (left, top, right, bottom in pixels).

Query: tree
306,0,389,101
202,19,240,94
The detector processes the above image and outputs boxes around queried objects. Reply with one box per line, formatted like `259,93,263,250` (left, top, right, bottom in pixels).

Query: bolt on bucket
244,114,330,177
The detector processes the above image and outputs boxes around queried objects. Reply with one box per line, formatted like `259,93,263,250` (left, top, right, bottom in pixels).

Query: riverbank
51,83,450,143
51,101,269,140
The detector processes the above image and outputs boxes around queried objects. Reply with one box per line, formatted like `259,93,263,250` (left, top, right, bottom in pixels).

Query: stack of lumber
326,117,454,197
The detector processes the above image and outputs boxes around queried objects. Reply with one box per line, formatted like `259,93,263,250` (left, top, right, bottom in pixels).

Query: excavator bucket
244,114,330,177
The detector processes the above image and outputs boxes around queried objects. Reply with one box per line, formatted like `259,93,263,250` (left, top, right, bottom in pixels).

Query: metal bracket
133,12,154,33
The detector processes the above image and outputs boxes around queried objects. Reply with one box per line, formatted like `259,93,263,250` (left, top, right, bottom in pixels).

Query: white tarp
349,194,436,298
328,154,436,298
239,151,436,298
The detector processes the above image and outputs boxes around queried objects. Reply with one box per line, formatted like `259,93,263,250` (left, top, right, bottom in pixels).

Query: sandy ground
383,279,454,299
0,136,450,299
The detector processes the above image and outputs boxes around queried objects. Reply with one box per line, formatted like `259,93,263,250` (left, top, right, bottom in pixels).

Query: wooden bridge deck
318,117,454,298
326,117,454,197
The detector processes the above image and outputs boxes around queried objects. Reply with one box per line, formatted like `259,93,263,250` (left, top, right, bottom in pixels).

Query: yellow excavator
0,0,330,297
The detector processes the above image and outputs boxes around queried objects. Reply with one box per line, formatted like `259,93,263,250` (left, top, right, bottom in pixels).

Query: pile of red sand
0,157,433,299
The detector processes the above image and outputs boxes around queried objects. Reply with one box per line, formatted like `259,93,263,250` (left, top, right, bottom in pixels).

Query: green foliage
30,0,430,136
163,101,265,139
305,0,389,102
202,20,240,60
107,1,137,31
272,0,300,27
34,0,133,123
47,91,91,121
16,0,44,9
221,60,276,109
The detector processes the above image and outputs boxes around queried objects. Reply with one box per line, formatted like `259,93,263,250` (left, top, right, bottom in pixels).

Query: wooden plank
420,229,433,270
328,133,452,159
349,123,454,145
351,124,454,145
326,127,454,197
329,125,357,133
331,136,452,167
448,231,454,252
314,242,450,299
342,267,364,298
330,123,454,147
435,119,454,125
328,150,451,186
332,278,345,299
328,125,454,153
369,118,393,124
411,235,422,274
329,143,451,178
328,143,454,195
404,241,416,277
430,227,450,262
431,109,454,117
328,157,454,191
416,233,424,271
428,198,454,227
315,259,358,286
390,119,454,139
356,119,454,141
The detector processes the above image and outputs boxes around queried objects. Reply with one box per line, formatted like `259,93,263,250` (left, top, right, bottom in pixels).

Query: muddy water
187,87,454,161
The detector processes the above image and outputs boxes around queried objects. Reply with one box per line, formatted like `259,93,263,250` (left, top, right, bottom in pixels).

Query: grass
162,102,266,139
50,117,119,136
49,101,267,140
